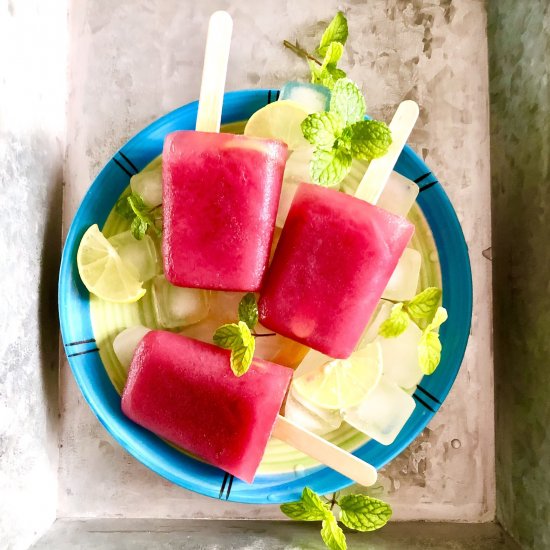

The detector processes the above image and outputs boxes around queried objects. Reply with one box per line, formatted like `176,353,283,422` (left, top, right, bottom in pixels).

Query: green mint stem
252,332,277,338
283,40,322,66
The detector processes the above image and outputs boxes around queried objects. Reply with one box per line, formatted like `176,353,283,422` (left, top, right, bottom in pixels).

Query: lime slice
293,342,383,410
244,100,310,150
77,224,146,303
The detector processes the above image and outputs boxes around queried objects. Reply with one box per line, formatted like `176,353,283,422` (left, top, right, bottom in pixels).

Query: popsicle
122,331,378,486
259,101,419,358
162,12,287,291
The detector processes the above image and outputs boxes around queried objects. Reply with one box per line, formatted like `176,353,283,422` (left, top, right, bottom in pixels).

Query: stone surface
31,518,520,550
59,0,494,523
489,1,550,549
0,1,67,548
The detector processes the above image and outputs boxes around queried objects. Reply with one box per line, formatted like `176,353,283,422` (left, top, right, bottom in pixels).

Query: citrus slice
77,224,146,303
292,342,383,410
244,100,310,150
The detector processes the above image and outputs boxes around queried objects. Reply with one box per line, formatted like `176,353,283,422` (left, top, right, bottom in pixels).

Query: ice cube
284,386,342,435
152,275,210,329
279,81,331,113
377,171,419,217
356,300,393,349
113,325,151,372
130,166,163,207
379,321,423,389
382,248,421,302
108,231,159,282
276,147,314,227
343,376,415,445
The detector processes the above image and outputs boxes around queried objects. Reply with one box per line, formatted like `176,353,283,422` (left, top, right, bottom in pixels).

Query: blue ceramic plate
58,89,472,503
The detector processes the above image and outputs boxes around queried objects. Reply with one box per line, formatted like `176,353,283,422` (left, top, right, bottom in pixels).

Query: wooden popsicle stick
272,415,378,487
354,100,419,205
195,11,233,133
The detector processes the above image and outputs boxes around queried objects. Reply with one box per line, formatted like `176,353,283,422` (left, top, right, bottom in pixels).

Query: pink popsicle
259,183,414,358
162,131,287,291
121,331,293,483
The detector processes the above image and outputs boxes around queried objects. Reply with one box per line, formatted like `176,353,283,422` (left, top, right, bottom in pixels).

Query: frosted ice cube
152,275,210,329
284,386,342,435
382,248,421,302
130,166,163,207
279,81,331,113
113,325,151,372
343,376,415,445
276,147,314,227
379,321,423,389
356,300,393,349
108,231,159,282
377,171,419,217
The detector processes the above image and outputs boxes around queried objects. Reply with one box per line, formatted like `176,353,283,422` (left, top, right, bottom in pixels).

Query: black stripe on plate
414,172,432,184
66,338,96,347
219,473,229,499
418,180,439,193
275,89,281,100
112,158,133,178
67,347,100,358
225,475,235,500
413,393,436,413
417,385,442,405
119,151,139,173
267,90,273,104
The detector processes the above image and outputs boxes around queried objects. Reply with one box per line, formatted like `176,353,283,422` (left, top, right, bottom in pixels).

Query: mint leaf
418,331,442,375
130,216,148,240
213,322,255,376
213,323,245,349
418,307,447,375
280,501,327,521
406,287,442,322
343,120,392,161
317,12,348,57
321,515,347,550
322,41,344,67
301,112,344,148
115,194,135,220
281,488,331,521
338,494,392,532
230,326,255,377
426,306,448,332
378,303,409,338
330,78,366,126
238,293,258,330
302,487,331,518
310,147,352,186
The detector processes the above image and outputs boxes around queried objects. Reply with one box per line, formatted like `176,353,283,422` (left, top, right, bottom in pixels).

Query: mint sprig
281,487,392,550
115,192,161,241
284,12,348,90
301,78,392,186
213,321,255,377
377,287,448,375
213,293,276,377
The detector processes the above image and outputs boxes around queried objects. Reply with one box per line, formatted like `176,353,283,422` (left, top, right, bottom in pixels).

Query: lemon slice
244,100,310,150
77,224,146,303
293,342,383,410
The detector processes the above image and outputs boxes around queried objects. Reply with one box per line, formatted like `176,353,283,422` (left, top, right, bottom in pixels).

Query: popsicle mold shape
162,131,287,291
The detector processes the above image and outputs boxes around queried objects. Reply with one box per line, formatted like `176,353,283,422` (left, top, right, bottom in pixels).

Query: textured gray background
489,1,550,548
0,1,66,549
